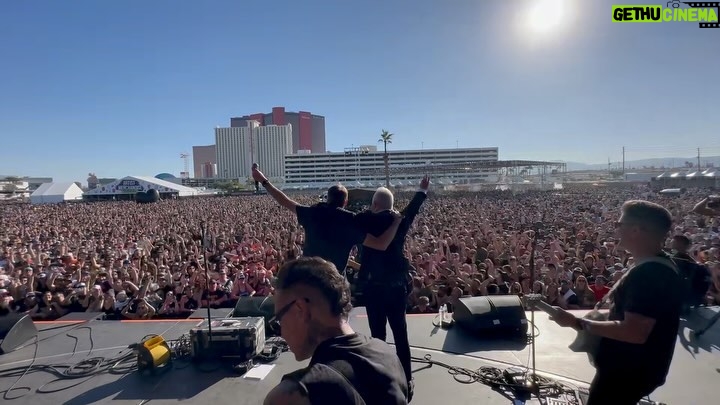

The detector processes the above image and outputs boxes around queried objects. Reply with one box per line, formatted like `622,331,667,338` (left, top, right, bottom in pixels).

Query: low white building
30,182,84,204
0,176,54,200
0,180,30,201
83,176,200,200
283,147,499,187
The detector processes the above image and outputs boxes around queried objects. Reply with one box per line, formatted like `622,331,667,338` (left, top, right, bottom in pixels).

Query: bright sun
525,0,570,35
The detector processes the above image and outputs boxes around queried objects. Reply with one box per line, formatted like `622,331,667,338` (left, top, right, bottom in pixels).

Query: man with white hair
371,187,395,212
355,175,430,402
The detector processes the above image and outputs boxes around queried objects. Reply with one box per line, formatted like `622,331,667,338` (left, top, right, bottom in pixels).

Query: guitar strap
632,255,678,272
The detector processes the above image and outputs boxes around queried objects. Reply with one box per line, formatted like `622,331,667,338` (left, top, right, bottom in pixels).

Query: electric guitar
524,294,605,366
524,256,679,366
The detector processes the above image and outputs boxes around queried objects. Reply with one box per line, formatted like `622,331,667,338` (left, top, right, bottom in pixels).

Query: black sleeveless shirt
282,333,408,405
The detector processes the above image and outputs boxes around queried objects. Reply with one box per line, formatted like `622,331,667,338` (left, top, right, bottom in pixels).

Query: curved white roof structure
84,176,199,197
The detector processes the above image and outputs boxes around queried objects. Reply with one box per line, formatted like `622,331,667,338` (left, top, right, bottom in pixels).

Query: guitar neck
525,294,560,317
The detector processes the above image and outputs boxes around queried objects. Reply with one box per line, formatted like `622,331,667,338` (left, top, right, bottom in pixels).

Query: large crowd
1,186,719,321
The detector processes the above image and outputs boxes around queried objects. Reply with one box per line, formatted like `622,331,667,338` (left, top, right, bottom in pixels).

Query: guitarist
551,200,682,405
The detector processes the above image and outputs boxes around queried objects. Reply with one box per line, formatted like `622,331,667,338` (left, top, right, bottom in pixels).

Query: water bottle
438,305,445,327
443,304,450,324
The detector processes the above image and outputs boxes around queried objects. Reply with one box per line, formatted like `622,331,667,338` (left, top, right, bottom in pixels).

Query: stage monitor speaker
0,313,38,355
452,295,528,338
233,296,275,324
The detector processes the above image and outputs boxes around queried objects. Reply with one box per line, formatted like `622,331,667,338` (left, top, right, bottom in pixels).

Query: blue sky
1,0,718,182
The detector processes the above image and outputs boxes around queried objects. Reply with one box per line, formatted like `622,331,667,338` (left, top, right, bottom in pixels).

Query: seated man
264,257,408,405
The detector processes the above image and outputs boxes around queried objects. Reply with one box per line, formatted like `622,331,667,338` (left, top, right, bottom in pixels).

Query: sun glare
524,0,570,36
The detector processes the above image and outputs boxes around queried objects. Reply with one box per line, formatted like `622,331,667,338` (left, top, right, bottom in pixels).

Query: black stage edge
187,308,234,319
57,312,106,322
0,307,717,405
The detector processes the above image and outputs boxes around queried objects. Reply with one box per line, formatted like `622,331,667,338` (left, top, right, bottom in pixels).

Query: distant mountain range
563,156,720,172
3,156,720,182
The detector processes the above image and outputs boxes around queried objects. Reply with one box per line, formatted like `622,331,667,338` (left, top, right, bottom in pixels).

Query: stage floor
0,307,717,405
348,307,719,405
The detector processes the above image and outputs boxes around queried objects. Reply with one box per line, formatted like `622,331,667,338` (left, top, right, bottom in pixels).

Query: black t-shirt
595,255,682,384
359,192,427,284
282,333,408,405
67,295,87,312
12,300,29,313
184,297,199,311
207,290,227,303
565,291,580,306
672,252,710,303
296,203,392,273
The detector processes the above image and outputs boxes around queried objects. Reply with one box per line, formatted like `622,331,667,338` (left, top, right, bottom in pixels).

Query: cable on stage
0,322,290,401
410,353,579,404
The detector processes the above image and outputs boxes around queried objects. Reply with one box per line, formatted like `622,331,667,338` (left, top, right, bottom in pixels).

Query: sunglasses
269,298,309,333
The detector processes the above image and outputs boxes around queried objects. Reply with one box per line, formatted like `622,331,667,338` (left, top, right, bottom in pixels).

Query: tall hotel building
215,121,292,180
231,106,325,154
192,145,216,178
254,124,293,179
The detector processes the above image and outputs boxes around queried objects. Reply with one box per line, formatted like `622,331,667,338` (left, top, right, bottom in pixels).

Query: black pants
365,283,412,384
586,370,659,405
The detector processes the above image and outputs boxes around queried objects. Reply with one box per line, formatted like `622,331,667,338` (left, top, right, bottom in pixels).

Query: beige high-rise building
215,121,258,180
215,121,292,180
254,124,293,180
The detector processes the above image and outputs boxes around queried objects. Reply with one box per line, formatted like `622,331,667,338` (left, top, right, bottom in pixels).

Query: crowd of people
1,186,719,321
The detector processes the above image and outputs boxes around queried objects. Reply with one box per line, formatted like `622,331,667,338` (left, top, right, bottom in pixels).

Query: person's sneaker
407,378,415,403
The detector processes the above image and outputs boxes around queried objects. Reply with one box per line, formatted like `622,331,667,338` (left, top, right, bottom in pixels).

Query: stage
0,307,717,405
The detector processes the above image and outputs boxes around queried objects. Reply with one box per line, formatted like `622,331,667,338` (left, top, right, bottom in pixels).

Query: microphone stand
526,215,544,393
200,221,213,344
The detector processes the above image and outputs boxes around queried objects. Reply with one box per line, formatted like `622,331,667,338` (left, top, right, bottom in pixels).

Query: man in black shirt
551,200,682,405
671,234,710,308
264,257,408,405
358,176,429,400
252,168,401,273
559,279,580,309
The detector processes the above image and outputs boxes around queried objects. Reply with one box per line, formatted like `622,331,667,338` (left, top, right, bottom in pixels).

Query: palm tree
378,130,393,188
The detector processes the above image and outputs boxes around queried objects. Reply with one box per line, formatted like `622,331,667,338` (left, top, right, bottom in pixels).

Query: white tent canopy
30,182,84,204
83,176,199,197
